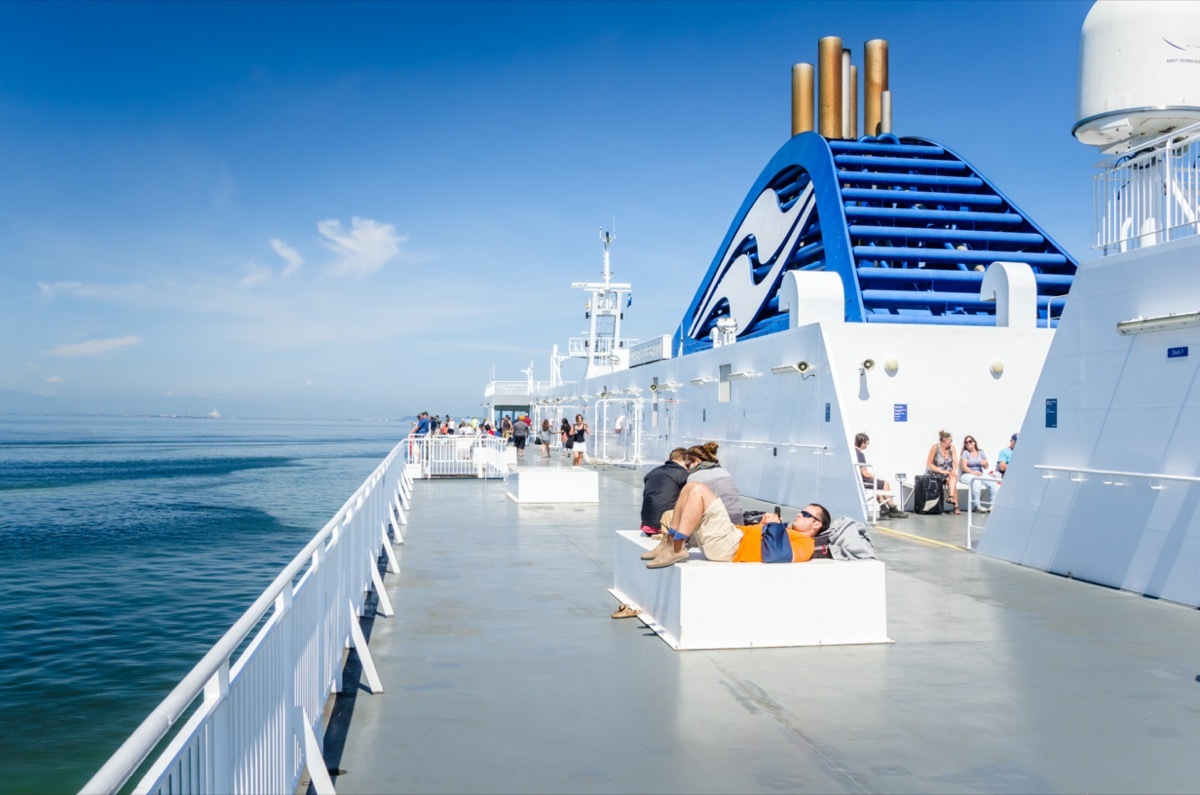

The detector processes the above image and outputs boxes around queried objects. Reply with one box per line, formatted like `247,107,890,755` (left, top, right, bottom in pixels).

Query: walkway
332,456,1200,794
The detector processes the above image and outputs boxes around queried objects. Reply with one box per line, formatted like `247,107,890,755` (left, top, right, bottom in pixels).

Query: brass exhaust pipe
841,48,851,139
791,63,814,135
849,64,858,139
864,39,888,136
818,36,842,138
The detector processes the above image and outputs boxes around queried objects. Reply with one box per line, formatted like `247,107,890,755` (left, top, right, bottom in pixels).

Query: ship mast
571,228,632,379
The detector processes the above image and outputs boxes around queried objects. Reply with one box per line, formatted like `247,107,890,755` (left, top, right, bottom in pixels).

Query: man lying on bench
643,481,832,569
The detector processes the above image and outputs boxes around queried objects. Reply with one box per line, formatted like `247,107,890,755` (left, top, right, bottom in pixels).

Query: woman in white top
958,435,990,512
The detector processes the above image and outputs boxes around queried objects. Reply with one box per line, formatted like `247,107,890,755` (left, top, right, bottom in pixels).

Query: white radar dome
1074,0,1200,153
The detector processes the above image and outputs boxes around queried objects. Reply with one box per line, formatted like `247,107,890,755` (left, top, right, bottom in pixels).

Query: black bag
914,473,949,515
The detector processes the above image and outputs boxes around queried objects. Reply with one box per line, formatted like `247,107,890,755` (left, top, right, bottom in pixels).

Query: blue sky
0,0,1095,419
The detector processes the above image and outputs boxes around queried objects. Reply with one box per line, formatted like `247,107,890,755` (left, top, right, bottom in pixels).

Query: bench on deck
609,530,891,650
507,468,599,503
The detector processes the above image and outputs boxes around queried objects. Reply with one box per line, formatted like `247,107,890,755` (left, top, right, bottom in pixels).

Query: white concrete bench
609,530,891,650
507,468,599,503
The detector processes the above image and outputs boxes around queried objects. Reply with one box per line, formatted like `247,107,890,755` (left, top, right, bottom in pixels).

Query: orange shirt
731,525,815,563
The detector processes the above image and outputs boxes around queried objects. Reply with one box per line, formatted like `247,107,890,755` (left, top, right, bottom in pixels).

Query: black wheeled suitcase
913,473,949,514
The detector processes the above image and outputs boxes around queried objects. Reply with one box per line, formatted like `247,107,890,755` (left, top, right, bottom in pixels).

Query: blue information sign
1168,346,1189,359
824,402,831,422
1046,398,1058,429
894,404,908,422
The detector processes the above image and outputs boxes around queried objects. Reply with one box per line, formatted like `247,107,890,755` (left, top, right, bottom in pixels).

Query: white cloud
46,375,65,383
240,262,272,288
38,280,150,302
45,335,142,357
270,238,304,278
39,280,84,297
317,217,405,276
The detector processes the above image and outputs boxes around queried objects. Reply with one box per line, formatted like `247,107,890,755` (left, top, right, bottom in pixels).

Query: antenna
599,226,615,283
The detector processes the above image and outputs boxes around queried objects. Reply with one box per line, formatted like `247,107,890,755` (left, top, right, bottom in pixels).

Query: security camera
796,360,810,373
862,358,875,371
600,390,608,398
649,383,658,391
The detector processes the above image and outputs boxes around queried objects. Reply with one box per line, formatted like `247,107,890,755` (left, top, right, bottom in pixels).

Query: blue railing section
676,132,1078,354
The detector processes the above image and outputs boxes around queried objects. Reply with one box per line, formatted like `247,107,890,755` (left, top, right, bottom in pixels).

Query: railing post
204,662,232,795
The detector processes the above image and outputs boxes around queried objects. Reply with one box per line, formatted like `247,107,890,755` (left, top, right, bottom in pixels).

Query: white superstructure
979,2,1200,607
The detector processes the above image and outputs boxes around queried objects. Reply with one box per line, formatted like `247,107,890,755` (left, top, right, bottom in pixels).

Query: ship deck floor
331,455,1200,795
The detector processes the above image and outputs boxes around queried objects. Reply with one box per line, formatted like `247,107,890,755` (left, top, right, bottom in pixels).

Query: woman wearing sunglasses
959,436,991,513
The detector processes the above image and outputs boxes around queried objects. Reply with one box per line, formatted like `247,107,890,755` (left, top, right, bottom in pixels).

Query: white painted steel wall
978,235,1200,607
537,266,1053,522
81,441,413,795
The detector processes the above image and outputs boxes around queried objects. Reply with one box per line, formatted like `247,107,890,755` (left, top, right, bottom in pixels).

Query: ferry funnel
792,63,814,135
818,36,843,138
864,39,888,136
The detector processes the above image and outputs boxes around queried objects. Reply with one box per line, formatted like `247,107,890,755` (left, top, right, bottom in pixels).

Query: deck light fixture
770,360,813,375
1116,311,1200,335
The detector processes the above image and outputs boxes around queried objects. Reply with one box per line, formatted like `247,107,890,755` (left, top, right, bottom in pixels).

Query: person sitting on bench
854,433,908,518
644,480,830,569
639,448,690,537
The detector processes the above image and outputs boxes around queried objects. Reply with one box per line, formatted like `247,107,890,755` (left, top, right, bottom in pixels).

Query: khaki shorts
693,497,743,562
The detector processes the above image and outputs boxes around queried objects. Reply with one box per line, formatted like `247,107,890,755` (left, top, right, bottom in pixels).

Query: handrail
680,436,829,452
1094,122,1200,254
964,474,1003,550
81,440,406,795
1033,464,1200,484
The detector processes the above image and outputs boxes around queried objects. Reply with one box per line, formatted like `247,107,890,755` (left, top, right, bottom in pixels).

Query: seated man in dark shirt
640,448,689,537
855,432,908,519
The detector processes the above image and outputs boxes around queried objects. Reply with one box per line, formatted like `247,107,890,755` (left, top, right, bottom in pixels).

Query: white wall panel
979,235,1200,606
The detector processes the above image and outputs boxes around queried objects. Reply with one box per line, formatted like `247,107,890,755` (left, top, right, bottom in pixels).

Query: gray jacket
688,464,744,525
826,516,878,560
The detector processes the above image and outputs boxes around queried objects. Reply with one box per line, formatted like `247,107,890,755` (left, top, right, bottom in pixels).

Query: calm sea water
0,415,403,794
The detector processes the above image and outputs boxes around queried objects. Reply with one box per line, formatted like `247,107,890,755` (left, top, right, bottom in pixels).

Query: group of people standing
497,413,590,465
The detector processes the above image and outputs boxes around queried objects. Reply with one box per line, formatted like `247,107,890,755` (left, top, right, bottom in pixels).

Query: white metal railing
405,434,508,478
964,474,1003,550
1094,122,1200,254
82,440,414,795
1033,464,1200,486
680,436,831,454
567,336,639,356
591,398,644,464
484,380,554,398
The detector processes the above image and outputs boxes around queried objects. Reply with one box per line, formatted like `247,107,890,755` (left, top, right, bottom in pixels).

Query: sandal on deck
611,604,641,619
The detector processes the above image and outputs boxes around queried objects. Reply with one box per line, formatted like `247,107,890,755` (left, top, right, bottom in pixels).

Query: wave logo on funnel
687,181,816,341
